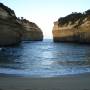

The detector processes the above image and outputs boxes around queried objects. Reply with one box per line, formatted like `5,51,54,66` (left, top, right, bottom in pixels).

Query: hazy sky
0,0,90,38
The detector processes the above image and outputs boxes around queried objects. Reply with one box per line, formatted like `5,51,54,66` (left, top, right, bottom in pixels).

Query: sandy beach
0,74,90,90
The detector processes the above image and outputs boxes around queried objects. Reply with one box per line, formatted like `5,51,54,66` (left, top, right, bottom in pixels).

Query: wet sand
0,74,90,90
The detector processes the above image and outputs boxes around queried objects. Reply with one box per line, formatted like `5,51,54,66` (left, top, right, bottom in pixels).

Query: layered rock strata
0,3,43,46
18,19,43,41
52,10,90,43
0,3,23,46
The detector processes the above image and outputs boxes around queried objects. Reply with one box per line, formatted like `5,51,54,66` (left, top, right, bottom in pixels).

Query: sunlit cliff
52,10,90,43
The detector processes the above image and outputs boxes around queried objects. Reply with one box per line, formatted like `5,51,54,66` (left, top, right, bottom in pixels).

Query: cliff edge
0,3,43,46
52,10,90,43
18,18,43,41
0,3,23,46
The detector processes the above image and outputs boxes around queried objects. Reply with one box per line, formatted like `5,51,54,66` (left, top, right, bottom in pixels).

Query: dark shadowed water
0,39,90,77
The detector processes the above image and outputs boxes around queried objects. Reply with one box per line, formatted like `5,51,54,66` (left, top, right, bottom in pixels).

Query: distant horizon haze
0,0,90,39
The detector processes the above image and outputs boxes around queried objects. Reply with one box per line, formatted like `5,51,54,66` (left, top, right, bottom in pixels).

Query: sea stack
52,10,90,43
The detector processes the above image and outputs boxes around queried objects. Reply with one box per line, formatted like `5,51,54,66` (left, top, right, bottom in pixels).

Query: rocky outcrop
0,3,43,46
17,18,43,41
0,3,23,46
52,10,90,43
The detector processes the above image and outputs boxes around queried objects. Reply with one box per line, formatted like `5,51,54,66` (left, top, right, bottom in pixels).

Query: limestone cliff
0,3,23,46
52,10,90,43
17,19,43,41
0,3,43,46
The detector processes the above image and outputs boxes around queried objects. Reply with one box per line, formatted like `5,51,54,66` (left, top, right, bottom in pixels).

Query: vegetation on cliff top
19,17,40,29
0,3,15,16
58,9,90,27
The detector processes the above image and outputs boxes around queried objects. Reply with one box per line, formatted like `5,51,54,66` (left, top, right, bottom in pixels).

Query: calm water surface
0,39,90,77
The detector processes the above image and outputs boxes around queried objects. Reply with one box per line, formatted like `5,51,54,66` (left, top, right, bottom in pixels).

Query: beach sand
0,74,90,90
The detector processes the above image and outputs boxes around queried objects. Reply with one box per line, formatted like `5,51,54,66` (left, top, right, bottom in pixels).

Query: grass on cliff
58,9,90,27
0,3,15,16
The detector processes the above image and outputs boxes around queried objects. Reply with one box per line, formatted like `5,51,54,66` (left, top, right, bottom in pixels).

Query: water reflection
0,45,24,69
0,40,90,76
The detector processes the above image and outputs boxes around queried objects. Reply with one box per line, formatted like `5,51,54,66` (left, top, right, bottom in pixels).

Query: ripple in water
0,39,90,77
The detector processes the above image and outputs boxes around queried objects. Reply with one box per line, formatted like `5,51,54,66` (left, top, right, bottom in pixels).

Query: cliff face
0,3,43,46
52,10,90,43
0,3,22,46
18,19,43,41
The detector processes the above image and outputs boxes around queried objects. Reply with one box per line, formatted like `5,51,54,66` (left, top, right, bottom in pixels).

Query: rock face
0,3,23,46
0,3,43,46
52,10,90,43
17,19,43,41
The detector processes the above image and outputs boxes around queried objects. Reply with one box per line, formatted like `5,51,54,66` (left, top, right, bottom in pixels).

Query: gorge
1,3,90,46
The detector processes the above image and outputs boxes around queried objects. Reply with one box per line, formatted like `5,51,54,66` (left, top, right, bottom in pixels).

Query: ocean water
0,39,90,77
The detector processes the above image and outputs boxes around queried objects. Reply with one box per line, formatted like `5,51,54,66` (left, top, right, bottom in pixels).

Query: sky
0,0,90,39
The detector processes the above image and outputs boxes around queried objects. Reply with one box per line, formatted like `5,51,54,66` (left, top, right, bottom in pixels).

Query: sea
0,39,90,77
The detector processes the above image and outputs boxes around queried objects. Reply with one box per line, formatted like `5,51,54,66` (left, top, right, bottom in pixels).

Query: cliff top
0,3,42,32
0,3,15,16
58,9,90,26
18,18,40,29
